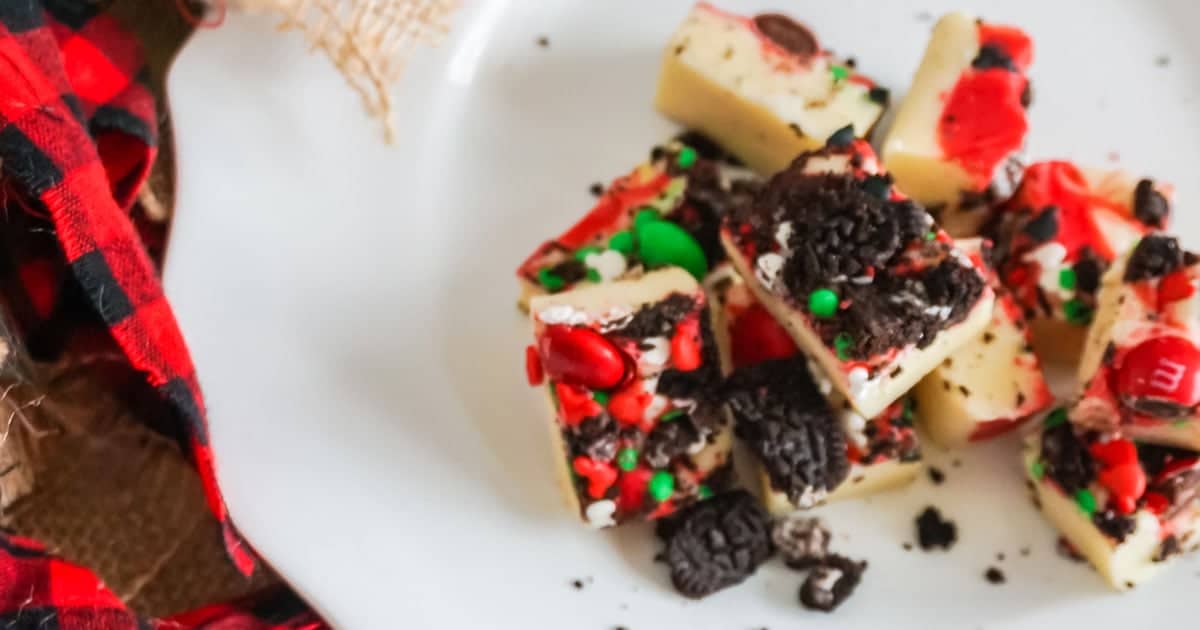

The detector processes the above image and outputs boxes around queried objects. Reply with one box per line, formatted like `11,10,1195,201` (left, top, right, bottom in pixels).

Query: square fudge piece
987,161,1172,362
912,238,1053,447
526,268,732,527
516,138,757,310
883,13,1033,237
1073,236,1200,450
708,264,922,512
1025,415,1200,590
721,135,995,418
655,2,887,175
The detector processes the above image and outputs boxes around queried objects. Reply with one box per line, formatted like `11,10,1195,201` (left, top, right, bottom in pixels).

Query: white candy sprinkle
537,304,587,325
585,500,616,528
841,409,869,448
584,250,628,283
847,367,873,401
756,253,785,290
923,304,952,320
638,336,671,371
775,221,794,250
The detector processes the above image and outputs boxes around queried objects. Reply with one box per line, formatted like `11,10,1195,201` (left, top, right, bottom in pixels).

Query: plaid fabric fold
0,1,324,626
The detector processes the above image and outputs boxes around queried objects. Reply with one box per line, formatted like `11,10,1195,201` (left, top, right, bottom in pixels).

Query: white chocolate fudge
516,138,757,310
708,265,921,512
883,13,1033,237
1073,236,1200,450
988,161,1172,362
1026,416,1200,590
913,238,1052,447
655,3,887,175
526,268,733,527
721,137,995,418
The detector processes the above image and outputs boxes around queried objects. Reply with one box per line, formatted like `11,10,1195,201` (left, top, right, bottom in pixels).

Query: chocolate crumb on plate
536,35,549,47
571,579,584,590
916,506,957,550
656,490,773,599
798,554,867,612
928,467,945,485
1155,54,1170,67
902,542,914,551
996,552,1005,562
1020,546,1031,557
952,458,962,468
984,567,1006,584
589,182,604,197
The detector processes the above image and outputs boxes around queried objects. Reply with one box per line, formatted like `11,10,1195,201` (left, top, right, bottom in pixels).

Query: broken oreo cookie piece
798,554,867,612
916,506,957,550
655,490,773,599
772,514,830,569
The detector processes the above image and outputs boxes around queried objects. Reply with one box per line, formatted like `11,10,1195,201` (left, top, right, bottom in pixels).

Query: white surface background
165,1,1200,628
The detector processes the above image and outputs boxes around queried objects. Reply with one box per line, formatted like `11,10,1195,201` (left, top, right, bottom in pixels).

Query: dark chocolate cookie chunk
723,357,849,506
916,506,957,550
798,554,867,612
772,515,830,569
972,44,1017,71
1093,509,1137,543
1133,179,1170,228
1040,422,1095,493
643,415,702,468
1124,235,1185,282
613,293,697,339
655,490,773,599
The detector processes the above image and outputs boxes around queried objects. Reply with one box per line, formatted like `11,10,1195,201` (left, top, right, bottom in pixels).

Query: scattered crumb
916,506,957,550
571,578,585,590
1107,151,1120,163
536,35,549,48
1020,547,1031,557
996,552,1005,562
903,542,914,551
928,467,945,485
619,603,628,610
1155,54,1170,67
614,626,628,630
916,10,932,22
589,182,604,197
985,567,1006,584
952,459,962,468
1125,580,1136,589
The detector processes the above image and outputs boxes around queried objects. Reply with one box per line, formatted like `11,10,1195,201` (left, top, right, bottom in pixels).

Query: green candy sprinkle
537,267,565,292
586,268,602,283
608,230,635,254
834,332,853,360
1063,299,1092,325
1058,268,1077,290
592,391,610,405
901,398,916,424
573,245,602,261
661,409,684,422
1044,408,1068,429
617,448,638,472
635,219,709,280
808,288,839,318
831,65,849,82
675,146,698,169
924,231,937,241
648,471,675,502
1030,460,1045,480
633,207,661,229
1074,488,1098,515
698,485,713,500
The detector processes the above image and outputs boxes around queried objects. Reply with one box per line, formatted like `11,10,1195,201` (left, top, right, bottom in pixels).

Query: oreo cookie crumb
571,579,584,590
916,506,957,550
1155,535,1181,562
1020,81,1033,108
825,125,855,148
1133,179,1170,228
1156,54,1171,67
643,416,702,468
1073,252,1103,294
772,515,829,569
1022,207,1059,242
590,182,605,197
724,358,850,506
1020,547,1031,557
798,554,867,612
1040,422,1095,493
862,174,892,200
536,36,549,48
1125,235,1185,282
928,467,945,485
868,86,890,106
1094,509,1137,543
984,567,1006,584
996,552,1005,562
902,542,913,551
672,130,743,166
655,490,773,599
952,459,962,468
972,44,1016,71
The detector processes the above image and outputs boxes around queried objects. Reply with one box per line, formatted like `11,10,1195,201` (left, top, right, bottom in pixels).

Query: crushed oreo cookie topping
1039,422,1095,493
984,567,1006,584
655,490,773,599
1133,179,1170,228
1093,509,1137,543
972,44,1016,71
916,506,957,550
724,357,850,506
727,170,984,358
1124,235,1185,282
798,554,867,612
772,515,830,569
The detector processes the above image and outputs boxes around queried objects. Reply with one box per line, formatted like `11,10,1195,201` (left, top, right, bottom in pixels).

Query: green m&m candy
648,470,675,502
633,207,661,230
675,146,698,169
608,230,635,255
808,288,839,318
635,219,708,280
617,447,638,472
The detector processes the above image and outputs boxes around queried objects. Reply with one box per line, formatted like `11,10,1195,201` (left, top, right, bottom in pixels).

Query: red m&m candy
730,303,797,367
670,316,703,372
539,325,629,390
1116,336,1200,416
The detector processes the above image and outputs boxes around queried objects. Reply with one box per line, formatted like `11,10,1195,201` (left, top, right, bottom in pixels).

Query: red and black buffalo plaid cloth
0,1,323,627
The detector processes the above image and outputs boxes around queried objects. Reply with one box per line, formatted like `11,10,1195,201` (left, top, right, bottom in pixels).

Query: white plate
165,1,1200,628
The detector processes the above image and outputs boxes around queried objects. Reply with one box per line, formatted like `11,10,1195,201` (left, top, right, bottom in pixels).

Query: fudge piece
1025,414,1200,590
711,269,921,512
655,3,887,175
912,238,1053,447
721,135,995,418
526,268,732,527
988,161,1172,362
883,13,1033,237
516,138,757,310
1073,236,1200,450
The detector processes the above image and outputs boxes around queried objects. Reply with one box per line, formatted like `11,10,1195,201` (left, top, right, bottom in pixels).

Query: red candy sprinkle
555,382,602,427
616,468,652,513
731,304,798,368
573,456,618,499
1097,462,1146,515
525,345,544,386
539,325,628,389
1116,336,1200,411
1144,491,1169,515
608,380,654,430
1158,269,1196,308
670,317,703,372
1089,438,1138,467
